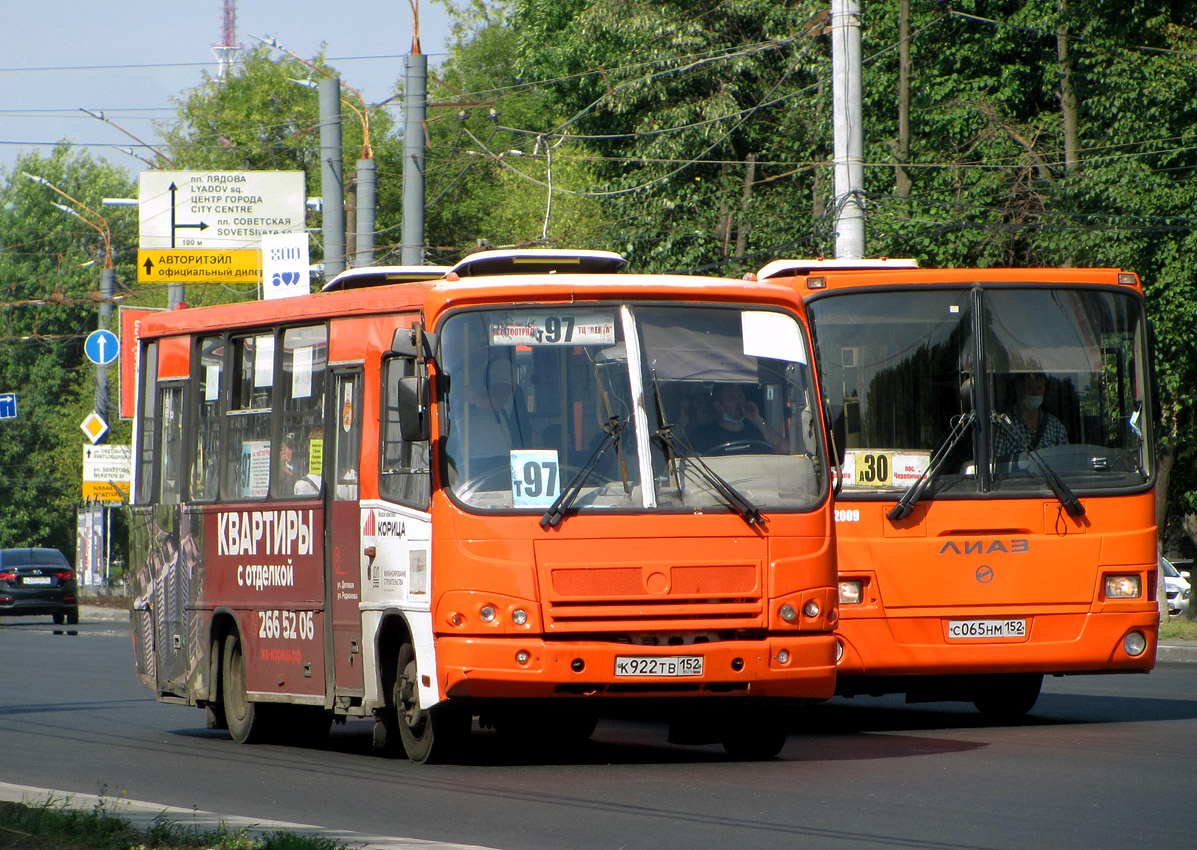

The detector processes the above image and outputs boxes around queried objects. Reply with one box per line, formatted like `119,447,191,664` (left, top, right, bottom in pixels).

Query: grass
0,798,350,850
1159,616,1197,641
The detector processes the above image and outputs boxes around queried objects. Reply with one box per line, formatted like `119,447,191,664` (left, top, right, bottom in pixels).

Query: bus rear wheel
222,633,272,744
395,643,468,764
972,674,1043,720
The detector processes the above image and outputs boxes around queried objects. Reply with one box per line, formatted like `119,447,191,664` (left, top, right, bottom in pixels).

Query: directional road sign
84,329,120,366
138,249,261,284
81,442,131,502
82,444,132,502
139,171,306,250
0,392,16,420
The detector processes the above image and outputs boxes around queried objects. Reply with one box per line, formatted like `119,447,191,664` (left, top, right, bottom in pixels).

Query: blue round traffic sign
84,329,120,366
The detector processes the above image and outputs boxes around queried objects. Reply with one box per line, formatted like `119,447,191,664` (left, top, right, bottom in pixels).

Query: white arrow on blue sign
0,392,15,420
84,329,120,366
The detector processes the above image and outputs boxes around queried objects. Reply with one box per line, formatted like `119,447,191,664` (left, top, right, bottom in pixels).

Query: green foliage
0,149,138,556
416,20,609,259
511,0,832,272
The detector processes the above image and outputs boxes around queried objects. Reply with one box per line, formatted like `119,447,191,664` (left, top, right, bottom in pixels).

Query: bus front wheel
222,633,271,744
721,709,788,760
972,674,1043,720
394,643,468,763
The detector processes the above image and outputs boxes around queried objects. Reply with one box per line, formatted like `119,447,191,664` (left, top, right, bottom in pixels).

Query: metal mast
212,0,245,79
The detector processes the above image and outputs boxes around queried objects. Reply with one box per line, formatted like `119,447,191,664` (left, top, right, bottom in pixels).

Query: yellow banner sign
82,480,129,502
138,249,261,283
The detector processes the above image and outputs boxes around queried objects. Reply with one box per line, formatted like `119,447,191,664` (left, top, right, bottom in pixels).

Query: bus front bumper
834,610,1159,678
436,634,838,701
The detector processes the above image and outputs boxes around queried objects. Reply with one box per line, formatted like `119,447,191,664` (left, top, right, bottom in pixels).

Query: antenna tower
212,0,245,79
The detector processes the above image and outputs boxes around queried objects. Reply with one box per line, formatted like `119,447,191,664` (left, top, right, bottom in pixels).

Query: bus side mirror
398,375,430,442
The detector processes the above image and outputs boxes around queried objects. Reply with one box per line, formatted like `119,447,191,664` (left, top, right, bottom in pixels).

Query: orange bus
129,250,839,762
754,259,1158,717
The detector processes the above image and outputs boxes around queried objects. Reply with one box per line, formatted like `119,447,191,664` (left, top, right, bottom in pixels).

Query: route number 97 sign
510,450,561,506
488,311,616,346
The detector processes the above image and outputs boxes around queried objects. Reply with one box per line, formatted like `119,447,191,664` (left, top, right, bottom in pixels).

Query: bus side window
380,358,429,508
157,384,185,505
275,326,328,498
224,333,274,500
135,342,159,504
190,336,223,501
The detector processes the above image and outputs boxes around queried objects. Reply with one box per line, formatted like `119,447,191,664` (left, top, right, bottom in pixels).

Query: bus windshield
808,285,1152,498
439,304,826,513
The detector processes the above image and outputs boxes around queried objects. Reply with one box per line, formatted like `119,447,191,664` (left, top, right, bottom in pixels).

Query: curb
0,783,493,850
79,604,130,622
1156,641,1197,664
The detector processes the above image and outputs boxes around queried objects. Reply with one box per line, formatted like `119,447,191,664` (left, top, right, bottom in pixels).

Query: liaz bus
129,249,839,762
753,259,1158,717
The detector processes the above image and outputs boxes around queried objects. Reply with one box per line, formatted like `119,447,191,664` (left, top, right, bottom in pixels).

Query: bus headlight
802,600,821,618
479,605,497,622
512,608,528,626
838,580,863,604
1104,575,1142,599
779,604,797,622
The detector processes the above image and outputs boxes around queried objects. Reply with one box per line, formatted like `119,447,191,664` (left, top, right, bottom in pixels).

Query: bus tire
720,710,787,760
395,642,468,764
972,674,1043,720
222,632,271,744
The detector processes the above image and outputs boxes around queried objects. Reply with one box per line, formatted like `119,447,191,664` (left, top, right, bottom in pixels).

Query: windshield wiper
541,416,625,529
993,413,1085,517
888,411,976,521
652,428,765,527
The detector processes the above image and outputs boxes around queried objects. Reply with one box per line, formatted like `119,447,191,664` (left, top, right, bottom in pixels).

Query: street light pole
254,34,374,270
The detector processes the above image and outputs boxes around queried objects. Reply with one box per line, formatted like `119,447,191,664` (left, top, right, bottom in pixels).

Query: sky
0,0,455,175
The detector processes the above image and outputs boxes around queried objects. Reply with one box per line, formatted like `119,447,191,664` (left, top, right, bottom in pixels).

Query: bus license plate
614,655,704,677
947,619,1027,639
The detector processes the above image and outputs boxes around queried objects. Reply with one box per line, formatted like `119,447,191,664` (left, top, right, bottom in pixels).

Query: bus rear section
761,261,1158,717
129,251,838,762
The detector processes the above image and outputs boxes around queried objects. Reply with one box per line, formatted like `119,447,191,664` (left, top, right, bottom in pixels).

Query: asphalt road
2,609,1196,850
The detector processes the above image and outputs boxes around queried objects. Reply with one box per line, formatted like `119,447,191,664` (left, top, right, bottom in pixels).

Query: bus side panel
130,503,197,700
200,502,328,699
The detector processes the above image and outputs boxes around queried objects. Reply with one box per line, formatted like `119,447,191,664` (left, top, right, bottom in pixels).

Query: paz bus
753,258,1158,716
129,249,839,762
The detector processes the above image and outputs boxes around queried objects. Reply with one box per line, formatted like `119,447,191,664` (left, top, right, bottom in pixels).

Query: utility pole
401,7,427,265
320,76,346,279
831,0,865,259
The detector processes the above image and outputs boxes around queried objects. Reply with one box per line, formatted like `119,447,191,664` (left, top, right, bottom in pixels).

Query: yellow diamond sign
80,412,108,444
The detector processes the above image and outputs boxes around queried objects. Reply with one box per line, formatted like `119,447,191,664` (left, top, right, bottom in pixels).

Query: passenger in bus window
993,371,1068,457
283,428,324,495
692,383,786,454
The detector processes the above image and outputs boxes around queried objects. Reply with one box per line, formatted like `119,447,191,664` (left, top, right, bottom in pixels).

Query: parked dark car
0,548,78,624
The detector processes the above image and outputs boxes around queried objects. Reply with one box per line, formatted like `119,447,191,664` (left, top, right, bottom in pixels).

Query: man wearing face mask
994,370,1068,457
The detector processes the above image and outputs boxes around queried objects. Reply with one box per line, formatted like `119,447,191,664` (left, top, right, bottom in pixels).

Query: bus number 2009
257,609,315,641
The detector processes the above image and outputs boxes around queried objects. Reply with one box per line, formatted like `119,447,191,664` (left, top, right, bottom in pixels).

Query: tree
412,14,609,260
0,148,138,555
511,0,833,273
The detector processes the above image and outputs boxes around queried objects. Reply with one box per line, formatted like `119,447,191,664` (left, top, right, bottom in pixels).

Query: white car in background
1162,557,1191,617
